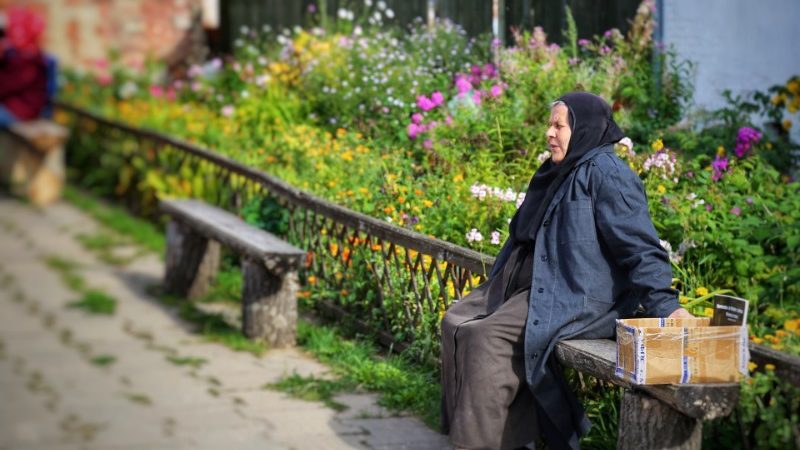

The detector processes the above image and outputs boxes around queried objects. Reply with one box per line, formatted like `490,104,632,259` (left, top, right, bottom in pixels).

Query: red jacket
0,48,47,120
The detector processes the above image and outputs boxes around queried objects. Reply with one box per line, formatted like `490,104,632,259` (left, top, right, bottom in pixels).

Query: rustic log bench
0,119,69,205
159,199,305,347
555,339,739,450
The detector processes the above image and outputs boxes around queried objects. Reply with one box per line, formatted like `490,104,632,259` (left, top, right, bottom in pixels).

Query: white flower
490,231,501,245
466,228,483,243
537,151,551,164
686,192,697,201
353,25,363,36
337,8,348,19
240,25,249,34
385,8,395,18
692,199,705,208
365,0,373,6
619,137,634,151
377,1,387,10
516,193,526,209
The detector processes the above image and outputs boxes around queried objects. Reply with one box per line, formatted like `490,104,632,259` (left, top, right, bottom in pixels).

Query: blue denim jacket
490,145,679,445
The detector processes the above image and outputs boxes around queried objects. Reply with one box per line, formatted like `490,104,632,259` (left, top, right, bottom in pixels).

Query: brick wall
14,0,202,71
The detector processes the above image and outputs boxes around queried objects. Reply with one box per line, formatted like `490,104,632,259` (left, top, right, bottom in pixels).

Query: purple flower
578,39,590,46
730,206,742,216
568,57,580,65
711,155,729,182
423,139,433,149
734,126,762,158
411,113,423,124
746,197,754,205
430,91,444,106
482,63,497,78
472,90,482,105
490,85,503,97
603,30,613,39
599,45,611,55
491,37,502,48
416,95,436,111
307,3,317,13
685,171,694,179
705,203,714,212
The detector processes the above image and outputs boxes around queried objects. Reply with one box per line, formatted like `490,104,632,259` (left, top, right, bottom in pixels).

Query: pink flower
578,39,591,46
705,203,714,212
445,115,453,126
407,123,420,139
411,113,423,124
382,107,390,114
149,85,164,98
482,63,497,78
431,91,444,106
455,76,472,94
416,95,435,111
221,105,235,117
472,90,482,105
96,73,113,86
729,206,742,216
423,139,433,149
490,85,503,98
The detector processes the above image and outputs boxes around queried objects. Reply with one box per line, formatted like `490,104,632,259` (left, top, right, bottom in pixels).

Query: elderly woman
441,92,692,450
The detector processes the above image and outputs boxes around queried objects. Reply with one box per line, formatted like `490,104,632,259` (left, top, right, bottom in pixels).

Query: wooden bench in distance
0,119,69,205
160,199,305,347
555,339,739,450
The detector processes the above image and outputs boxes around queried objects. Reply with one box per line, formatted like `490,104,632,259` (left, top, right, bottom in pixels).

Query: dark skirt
441,246,538,450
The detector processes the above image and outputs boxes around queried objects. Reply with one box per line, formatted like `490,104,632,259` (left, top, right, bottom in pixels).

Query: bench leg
241,257,297,348
164,220,220,299
617,390,701,450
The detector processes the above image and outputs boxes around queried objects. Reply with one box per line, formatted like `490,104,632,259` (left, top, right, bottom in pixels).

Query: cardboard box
615,317,749,384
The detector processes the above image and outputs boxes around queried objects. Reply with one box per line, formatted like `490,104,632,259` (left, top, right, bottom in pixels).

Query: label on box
711,295,749,326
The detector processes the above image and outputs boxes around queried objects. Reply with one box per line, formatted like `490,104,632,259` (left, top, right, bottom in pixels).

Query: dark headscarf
510,92,625,244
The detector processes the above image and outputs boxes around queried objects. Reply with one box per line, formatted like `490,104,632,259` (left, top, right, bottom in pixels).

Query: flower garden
56,1,799,447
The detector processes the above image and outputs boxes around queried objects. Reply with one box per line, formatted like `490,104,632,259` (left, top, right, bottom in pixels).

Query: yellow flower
765,363,776,371
771,94,785,105
341,151,353,161
651,139,664,151
657,184,666,194
703,307,714,317
695,286,709,297
307,275,317,285
784,318,799,333
336,128,347,137
787,80,799,94
423,200,433,208
679,296,689,304
782,119,792,131
748,362,758,372
453,173,464,182
716,146,726,156
751,336,764,344
383,206,394,214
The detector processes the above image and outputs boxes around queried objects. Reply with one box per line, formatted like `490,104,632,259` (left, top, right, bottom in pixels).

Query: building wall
663,0,800,113
15,0,201,71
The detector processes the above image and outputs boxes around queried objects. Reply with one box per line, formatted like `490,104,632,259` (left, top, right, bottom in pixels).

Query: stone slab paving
0,195,450,450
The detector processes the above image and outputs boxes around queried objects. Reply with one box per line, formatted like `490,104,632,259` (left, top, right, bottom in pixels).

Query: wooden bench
555,339,739,450
160,199,305,347
0,119,69,205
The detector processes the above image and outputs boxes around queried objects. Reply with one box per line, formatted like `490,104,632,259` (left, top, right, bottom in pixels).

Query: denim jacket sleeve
593,156,680,318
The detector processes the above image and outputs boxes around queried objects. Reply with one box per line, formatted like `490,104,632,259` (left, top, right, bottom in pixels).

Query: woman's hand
667,307,694,319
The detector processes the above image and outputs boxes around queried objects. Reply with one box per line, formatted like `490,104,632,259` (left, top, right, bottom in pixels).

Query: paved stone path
0,195,450,450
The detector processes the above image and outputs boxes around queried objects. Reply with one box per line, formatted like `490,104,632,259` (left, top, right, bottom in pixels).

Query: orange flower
307,275,317,285
329,243,339,256
371,244,382,251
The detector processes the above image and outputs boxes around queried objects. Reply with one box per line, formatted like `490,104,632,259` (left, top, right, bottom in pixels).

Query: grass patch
44,255,86,293
196,264,241,305
124,393,153,406
64,186,165,254
90,354,117,367
166,355,207,369
159,294,266,356
76,231,138,266
294,320,440,428
267,374,354,412
67,290,117,315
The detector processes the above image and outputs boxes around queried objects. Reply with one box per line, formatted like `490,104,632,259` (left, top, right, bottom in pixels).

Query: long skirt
440,246,538,450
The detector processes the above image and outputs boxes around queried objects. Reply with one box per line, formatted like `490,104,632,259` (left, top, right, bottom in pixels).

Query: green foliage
44,255,86,293
166,355,208,369
89,354,117,367
67,290,117,315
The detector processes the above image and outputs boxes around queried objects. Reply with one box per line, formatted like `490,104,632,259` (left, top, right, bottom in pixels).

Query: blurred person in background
0,0,47,128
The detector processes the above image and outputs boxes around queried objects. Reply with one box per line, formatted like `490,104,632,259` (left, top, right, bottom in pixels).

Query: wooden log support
618,390,702,450
163,219,221,299
0,120,69,205
241,257,298,347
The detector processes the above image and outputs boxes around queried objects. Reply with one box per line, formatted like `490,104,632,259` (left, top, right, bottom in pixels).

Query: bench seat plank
160,199,305,273
555,339,739,420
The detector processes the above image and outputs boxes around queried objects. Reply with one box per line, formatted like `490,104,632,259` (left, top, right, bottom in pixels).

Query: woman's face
546,104,572,164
